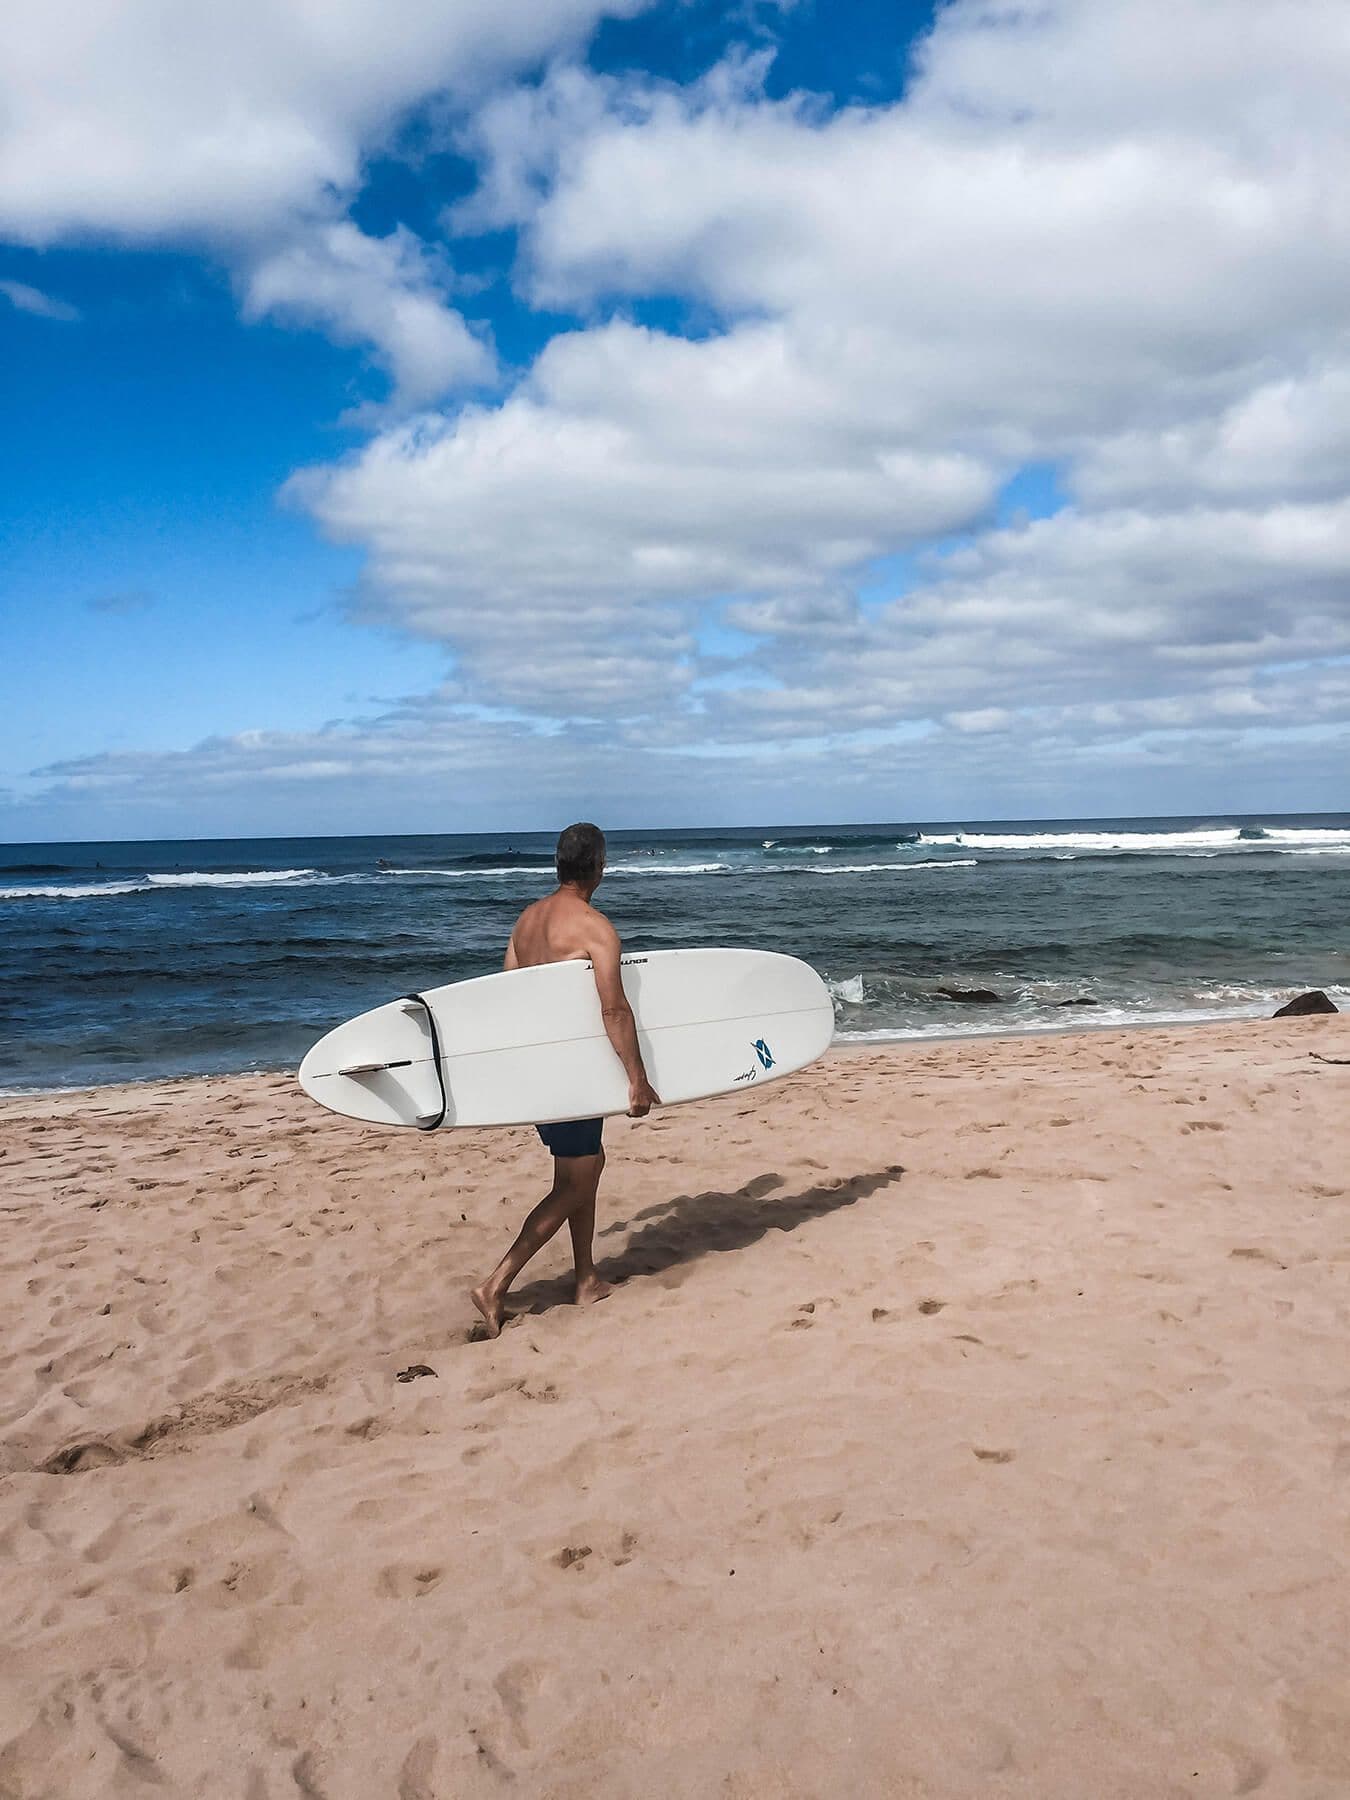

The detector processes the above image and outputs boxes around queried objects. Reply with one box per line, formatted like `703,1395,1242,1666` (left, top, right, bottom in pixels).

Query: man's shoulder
579,902,619,946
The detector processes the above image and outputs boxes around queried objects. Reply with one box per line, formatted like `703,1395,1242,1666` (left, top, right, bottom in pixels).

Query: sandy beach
3,1018,1349,1798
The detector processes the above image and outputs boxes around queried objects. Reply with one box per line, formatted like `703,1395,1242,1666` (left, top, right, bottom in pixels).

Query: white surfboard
298,948,834,1130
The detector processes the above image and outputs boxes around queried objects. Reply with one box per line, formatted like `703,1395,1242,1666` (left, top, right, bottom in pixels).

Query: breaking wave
1,881,146,901
145,868,320,888
810,859,976,875
1,868,323,902
922,825,1350,855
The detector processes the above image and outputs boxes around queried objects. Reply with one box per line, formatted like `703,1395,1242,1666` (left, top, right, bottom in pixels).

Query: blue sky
2,252,423,771
2,0,1347,840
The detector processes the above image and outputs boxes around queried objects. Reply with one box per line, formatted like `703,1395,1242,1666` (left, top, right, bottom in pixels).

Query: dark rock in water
933,986,1003,1004
1056,997,1099,1008
1273,990,1338,1017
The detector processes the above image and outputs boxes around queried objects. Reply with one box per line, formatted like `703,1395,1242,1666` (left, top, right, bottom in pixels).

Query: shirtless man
470,822,659,1338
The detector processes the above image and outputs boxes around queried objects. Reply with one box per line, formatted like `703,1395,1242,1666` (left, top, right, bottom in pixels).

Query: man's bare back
506,885,613,971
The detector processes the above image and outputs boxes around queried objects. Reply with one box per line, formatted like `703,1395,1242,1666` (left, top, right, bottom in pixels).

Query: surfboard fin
337,1058,413,1076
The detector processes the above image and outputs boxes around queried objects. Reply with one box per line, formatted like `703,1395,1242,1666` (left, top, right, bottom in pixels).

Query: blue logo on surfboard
733,1037,777,1084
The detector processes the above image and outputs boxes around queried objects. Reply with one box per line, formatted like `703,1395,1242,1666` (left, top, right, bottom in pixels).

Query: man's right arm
589,927,659,1117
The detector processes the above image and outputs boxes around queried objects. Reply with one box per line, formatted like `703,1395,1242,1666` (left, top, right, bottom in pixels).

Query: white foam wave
1259,829,1350,845
0,881,144,900
145,868,320,888
835,1001,1271,1042
2,867,323,901
379,865,543,879
608,861,733,875
924,825,1350,854
833,982,1350,1042
811,858,977,874
827,975,867,1004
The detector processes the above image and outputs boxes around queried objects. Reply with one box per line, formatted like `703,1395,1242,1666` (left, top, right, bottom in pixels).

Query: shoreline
3,1000,1342,1105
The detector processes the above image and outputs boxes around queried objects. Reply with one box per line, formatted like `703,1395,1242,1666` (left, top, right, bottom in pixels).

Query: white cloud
449,59,624,237
292,316,994,712
242,222,494,410
905,0,1350,149
6,702,713,838
1076,364,1350,508
278,0,1350,781
0,0,645,244
0,276,78,320
13,657,1347,840
502,32,1349,459
0,0,643,406
684,498,1350,755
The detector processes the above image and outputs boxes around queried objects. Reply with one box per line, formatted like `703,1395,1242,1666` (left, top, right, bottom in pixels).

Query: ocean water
3,814,1349,1091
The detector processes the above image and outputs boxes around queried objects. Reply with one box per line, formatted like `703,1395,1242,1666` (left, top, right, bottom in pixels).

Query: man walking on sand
470,823,660,1338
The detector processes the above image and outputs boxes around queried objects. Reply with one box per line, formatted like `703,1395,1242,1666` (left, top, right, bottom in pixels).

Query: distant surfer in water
470,822,660,1337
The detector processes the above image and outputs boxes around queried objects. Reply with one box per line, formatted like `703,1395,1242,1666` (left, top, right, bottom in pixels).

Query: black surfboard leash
403,992,447,1130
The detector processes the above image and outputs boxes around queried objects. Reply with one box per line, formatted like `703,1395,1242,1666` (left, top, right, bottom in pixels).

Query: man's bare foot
470,1282,506,1339
574,1272,613,1308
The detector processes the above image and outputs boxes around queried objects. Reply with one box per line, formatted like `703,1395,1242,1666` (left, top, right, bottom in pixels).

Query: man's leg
470,1152,605,1337
568,1148,611,1308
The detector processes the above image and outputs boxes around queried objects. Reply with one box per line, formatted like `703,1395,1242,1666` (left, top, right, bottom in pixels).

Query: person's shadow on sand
504,1163,905,1321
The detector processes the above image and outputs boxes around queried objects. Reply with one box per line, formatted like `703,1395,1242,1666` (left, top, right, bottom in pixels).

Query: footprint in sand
42,1440,124,1475
493,1660,547,1749
345,1415,389,1442
398,1735,440,1800
377,1565,445,1599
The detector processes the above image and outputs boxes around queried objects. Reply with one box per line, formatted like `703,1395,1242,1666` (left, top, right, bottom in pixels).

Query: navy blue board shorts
536,1117,605,1158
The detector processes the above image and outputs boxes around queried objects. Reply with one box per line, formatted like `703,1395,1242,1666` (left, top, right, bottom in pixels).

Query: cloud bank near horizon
3,0,1349,834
